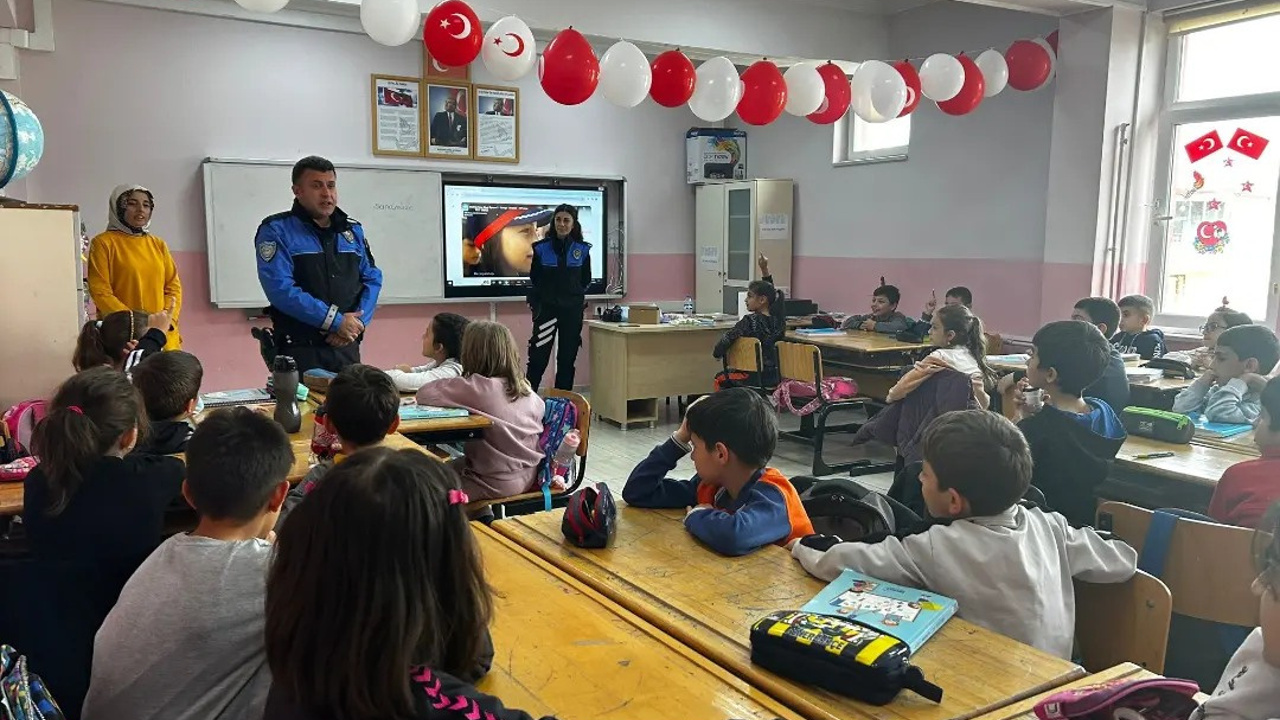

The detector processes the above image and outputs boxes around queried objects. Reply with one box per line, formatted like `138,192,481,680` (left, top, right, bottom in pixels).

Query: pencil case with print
1120,407,1194,444
749,610,942,706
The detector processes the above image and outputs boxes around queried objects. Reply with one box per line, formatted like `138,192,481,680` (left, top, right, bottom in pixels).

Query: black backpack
795,477,918,540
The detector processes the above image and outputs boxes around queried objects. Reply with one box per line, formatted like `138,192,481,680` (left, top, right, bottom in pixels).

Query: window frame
1147,26,1280,333
832,113,911,167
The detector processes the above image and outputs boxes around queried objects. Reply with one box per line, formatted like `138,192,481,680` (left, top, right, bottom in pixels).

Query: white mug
1022,388,1045,412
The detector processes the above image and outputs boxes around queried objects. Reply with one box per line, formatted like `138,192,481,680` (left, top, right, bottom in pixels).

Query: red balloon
807,63,851,125
1005,39,1052,92
540,28,599,106
937,54,985,116
737,61,787,126
894,61,922,117
650,50,696,108
423,0,482,68
1047,30,1060,54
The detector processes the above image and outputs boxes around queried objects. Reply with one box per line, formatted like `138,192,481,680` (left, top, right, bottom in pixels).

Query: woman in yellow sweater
87,185,183,350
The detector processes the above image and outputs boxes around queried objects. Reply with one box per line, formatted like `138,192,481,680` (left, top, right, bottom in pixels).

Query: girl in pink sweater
417,321,545,500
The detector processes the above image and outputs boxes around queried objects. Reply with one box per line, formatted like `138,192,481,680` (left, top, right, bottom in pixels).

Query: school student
1192,502,1280,720
82,408,293,720
1069,297,1132,411
1173,325,1280,425
263,449,521,720
712,268,786,387
386,313,470,393
622,388,813,556
416,321,544,500
1011,321,1126,527
277,364,400,529
921,286,972,322
130,350,203,455
886,304,995,408
73,305,172,374
1166,305,1252,372
841,282,910,334
1209,379,1280,528
791,410,1137,659
22,367,185,716
1110,294,1166,360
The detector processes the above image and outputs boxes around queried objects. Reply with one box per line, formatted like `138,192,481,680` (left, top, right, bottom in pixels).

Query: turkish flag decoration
1228,127,1270,160
1185,130,1225,163
424,49,471,80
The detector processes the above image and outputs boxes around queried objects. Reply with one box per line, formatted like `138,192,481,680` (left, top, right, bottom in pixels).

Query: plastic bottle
683,295,694,316
552,429,581,480
272,355,303,434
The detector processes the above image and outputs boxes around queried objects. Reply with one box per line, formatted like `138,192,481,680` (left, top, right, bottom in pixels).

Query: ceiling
804,0,1144,15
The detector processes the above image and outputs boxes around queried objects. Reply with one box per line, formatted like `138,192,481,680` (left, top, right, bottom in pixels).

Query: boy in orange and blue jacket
622,388,813,556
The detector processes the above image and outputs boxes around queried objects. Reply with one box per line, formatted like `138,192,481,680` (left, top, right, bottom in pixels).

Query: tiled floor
578,394,898,496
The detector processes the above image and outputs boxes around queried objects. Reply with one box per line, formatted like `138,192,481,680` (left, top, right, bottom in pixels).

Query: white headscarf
107,184,154,235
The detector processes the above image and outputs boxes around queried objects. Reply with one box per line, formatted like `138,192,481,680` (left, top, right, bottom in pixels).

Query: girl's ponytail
937,304,996,388
73,311,149,371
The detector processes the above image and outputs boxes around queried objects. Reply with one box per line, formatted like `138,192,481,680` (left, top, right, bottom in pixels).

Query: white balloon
599,41,652,108
235,0,288,11
481,16,536,81
1032,37,1057,83
782,62,824,117
975,49,1009,97
919,53,964,102
849,60,908,123
688,57,744,122
360,0,420,47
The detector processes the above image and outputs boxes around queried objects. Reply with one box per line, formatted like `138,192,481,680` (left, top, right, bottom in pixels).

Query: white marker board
203,159,443,308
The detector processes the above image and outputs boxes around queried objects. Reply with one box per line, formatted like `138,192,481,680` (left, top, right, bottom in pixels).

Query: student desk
473,525,804,720
1099,434,1257,512
586,319,737,427
493,507,1085,720
306,391,492,442
785,331,933,401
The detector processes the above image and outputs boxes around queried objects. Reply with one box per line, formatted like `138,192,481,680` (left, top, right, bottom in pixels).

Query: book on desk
801,569,957,653
1188,412,1253,439
399,404,470,421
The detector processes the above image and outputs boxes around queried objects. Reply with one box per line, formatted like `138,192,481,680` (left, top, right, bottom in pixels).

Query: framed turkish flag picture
425,47,471,81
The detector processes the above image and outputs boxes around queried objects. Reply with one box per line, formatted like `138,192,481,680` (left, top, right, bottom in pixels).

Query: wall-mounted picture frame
424,48,470,81
472,84,519,164
424,80,473,160
370,74,424,157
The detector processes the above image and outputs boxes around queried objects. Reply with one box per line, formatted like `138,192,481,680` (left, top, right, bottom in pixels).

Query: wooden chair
984,332,1004,355
719,337,773,395
775,341,873,476
1074,570,1172,673
467,389,592,520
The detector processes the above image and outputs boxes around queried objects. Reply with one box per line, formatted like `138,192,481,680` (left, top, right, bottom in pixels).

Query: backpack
535,397,579,510
795,477,907,541
561,483,617,549
2,401,46,457
0,645,66,720
771,378,858,417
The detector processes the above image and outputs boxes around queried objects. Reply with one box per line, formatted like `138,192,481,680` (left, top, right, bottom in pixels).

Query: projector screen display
442,183,607,298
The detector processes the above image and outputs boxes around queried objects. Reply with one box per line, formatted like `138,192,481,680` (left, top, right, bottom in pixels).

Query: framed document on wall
472,85,519,163
425,80,473,160
370,75,424,157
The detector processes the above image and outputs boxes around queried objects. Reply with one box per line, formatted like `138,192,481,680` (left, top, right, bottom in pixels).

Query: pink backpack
771,378,858,417
3,400,47,455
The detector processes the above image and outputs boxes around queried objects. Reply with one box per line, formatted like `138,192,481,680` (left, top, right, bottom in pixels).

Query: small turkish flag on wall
1228,127,1270,160
424,47,471,80
1185,130,1224,163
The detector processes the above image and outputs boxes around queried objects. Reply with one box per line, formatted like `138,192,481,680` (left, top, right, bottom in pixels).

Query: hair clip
447,489,469,506
67,405,84,415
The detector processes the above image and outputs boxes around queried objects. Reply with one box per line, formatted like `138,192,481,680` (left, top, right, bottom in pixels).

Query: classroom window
1149,12,1280,329
833,114,911,165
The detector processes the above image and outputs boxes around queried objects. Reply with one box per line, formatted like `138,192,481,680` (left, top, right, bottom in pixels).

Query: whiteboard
203,159,443,308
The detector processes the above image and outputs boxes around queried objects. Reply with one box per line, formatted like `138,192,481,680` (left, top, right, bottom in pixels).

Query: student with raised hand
791,410,1136,659
386,313,470,393
712,255,787,388
73,302,173,374
1173,325,1280,425
622,388,813,556
83,407,293,720
841,280,910,334
21,367,185,716
263,449,522,720
921,286,972,322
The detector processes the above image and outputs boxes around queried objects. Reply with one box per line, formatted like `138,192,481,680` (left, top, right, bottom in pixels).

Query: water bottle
552,429,581,481
272,355,303,434
683,295,694,316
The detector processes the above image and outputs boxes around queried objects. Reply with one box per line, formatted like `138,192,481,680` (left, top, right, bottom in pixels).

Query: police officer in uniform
526,204,592,391
255,156,383,374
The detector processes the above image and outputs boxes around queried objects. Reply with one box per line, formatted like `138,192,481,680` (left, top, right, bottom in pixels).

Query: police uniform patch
342,230,356,244
257,241,278,262
572,248,582,260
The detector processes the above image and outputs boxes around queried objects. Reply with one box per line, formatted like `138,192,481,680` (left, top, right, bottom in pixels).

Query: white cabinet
0,204,85,411
694,180,794,315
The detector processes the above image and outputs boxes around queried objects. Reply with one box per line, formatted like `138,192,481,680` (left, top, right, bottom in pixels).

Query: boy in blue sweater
621,388,813,556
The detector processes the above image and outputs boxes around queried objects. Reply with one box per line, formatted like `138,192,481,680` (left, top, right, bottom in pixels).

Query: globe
0,90,44,189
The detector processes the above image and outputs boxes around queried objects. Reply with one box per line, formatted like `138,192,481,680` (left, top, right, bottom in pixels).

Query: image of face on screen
463,206,552,277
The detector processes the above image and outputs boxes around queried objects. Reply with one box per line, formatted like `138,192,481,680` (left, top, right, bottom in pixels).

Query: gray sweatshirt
1194,628,1280,720
1172,376,1263,425
82,534,273,720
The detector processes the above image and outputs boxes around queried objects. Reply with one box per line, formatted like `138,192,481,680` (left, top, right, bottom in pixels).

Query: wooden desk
494,507,1085,720
307,391,493,440
473,525,804,720
586,320,736,427
787,330,933,355
970,664,1153,720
